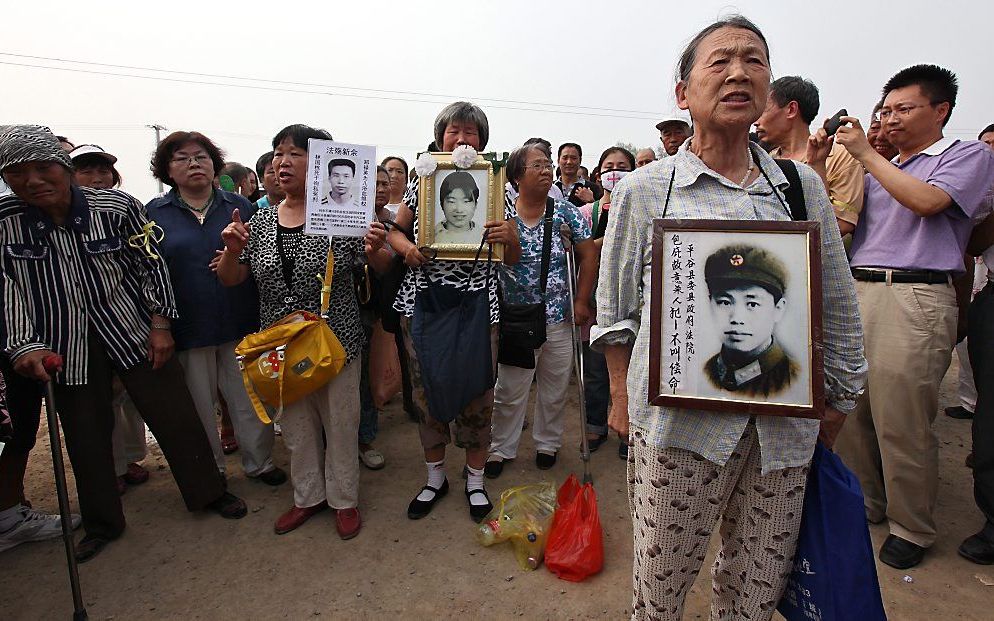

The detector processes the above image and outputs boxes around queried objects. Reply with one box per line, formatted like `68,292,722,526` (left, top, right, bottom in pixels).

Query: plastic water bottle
477,520,500,546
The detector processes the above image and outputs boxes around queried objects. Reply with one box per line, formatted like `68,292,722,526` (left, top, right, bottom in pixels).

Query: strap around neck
539,198,555,295
320,243,335,316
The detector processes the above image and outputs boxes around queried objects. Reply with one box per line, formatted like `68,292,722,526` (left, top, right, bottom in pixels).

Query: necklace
178,190,213,223
739,149,754,186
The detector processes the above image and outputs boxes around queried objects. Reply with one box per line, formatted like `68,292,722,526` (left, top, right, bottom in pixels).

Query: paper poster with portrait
648,219,825,419
304,139,376,237
416,152,506,261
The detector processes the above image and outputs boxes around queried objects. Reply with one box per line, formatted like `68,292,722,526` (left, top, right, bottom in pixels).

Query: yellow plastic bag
475,482,556,570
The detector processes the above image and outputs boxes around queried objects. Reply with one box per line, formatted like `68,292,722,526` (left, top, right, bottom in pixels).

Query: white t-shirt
503,181,565,204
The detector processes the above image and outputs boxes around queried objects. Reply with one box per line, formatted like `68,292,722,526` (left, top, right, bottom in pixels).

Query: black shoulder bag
410,233,495,424
773,158,808,221
497,198,555,370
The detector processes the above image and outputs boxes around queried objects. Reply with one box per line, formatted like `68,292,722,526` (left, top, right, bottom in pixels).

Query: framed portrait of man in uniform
647,219,825,419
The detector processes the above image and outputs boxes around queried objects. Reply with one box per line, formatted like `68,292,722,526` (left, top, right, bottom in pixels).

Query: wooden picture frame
417,153,506,261
648,219,825,419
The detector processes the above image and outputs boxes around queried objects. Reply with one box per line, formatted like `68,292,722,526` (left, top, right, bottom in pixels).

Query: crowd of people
1,11,994,620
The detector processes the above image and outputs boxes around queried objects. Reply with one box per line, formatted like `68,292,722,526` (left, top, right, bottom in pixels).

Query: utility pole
147,124,166,194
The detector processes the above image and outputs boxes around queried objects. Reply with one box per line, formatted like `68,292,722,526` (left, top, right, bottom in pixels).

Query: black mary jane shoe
407,478,449,520
466,486,493,523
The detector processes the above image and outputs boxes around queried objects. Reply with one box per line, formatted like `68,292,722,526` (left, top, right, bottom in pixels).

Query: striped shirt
591,143,867,474
0,186,177,385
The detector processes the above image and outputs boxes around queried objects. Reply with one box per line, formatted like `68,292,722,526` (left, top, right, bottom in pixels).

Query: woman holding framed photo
385,101,522,523
591,15,867,620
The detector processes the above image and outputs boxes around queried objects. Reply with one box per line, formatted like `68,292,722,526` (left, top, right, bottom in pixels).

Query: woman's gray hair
676,15,770,83
433,101,490,150
506,143,548,192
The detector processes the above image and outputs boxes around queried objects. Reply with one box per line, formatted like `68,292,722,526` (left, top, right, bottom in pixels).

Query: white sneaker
0,506,81,553
359,448,386,470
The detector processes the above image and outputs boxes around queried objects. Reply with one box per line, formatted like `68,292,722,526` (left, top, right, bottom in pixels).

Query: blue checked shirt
591,143,867,473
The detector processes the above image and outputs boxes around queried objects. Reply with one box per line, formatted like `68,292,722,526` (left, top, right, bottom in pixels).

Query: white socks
416,460,447,502
466,465,489,506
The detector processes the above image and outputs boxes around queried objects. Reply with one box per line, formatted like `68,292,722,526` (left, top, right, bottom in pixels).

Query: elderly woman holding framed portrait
217,124,391,540
591,15,866,620
385,101,521,523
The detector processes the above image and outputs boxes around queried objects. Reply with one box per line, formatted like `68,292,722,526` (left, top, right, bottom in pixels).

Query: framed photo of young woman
647,219,825,419
417,153,505,261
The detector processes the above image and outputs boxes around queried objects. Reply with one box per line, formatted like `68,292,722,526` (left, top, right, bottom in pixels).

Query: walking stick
562,231,593,486
41,354,88,621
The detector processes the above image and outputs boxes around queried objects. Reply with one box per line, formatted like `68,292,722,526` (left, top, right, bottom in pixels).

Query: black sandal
407,478,449,520
465,486,493,523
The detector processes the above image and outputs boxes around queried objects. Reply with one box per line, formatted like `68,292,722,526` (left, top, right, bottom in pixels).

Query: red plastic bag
545,474,603,581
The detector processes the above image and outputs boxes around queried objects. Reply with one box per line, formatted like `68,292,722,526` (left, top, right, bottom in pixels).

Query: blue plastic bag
777,443,888,621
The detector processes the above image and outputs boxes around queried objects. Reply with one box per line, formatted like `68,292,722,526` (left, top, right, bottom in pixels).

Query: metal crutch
562,230,593,485
41,354,88,621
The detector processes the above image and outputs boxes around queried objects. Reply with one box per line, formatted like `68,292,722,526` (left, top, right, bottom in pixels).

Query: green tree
614,141,638,156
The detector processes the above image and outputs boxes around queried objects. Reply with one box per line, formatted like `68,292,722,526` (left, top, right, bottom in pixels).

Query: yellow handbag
236,247,347,424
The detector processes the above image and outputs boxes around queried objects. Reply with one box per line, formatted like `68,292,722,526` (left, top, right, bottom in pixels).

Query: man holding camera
755,76,864,235
834,65,994,569
554,142,594,207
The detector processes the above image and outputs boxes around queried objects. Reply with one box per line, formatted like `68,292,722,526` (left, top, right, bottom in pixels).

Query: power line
1,52,664,116
0,53,664,121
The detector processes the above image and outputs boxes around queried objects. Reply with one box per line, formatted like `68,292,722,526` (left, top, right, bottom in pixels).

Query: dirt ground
3,353,993,620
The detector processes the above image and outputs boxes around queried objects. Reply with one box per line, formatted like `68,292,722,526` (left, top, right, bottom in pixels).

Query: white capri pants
491,321,574,459
279,359,360,510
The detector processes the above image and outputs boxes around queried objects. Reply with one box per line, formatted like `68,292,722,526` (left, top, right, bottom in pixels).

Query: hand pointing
221,208,251,255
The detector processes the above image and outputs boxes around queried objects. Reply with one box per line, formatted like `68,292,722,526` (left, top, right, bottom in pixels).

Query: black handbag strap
539,198,555,296
379,217,415,241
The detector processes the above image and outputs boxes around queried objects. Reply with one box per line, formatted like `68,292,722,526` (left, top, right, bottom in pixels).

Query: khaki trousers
836,280,957,547
178,341,275,477
280,360,360,510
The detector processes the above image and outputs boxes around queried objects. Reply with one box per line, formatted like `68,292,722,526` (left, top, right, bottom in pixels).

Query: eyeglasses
525,162,555,172
170,154,211,166
877,104,929,121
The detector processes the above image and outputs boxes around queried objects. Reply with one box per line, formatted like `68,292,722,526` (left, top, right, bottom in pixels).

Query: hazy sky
3,1,992,200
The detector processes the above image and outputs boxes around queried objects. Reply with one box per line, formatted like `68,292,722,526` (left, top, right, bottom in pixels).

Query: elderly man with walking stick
0,125,247,564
